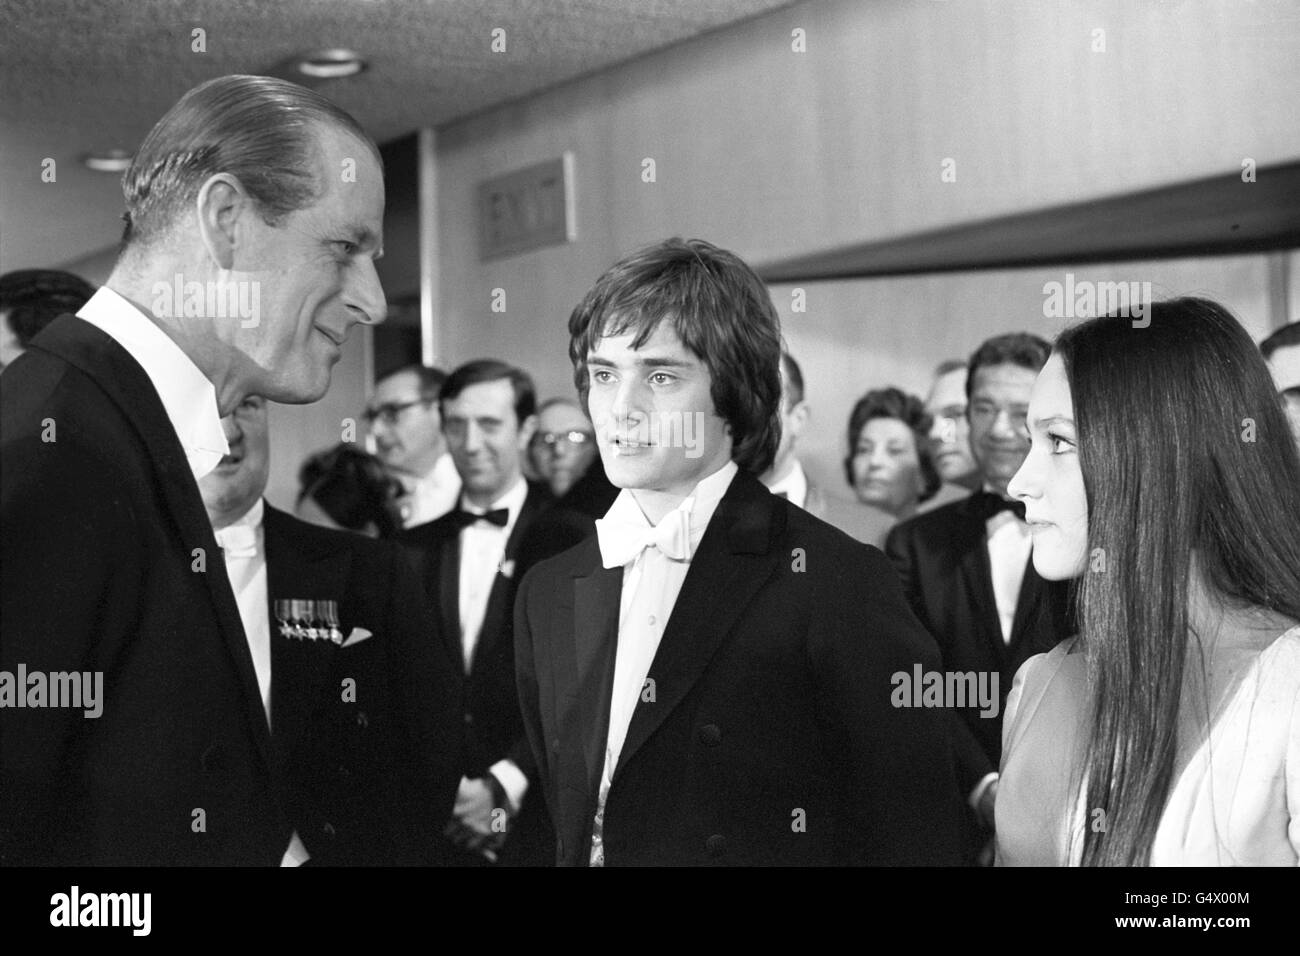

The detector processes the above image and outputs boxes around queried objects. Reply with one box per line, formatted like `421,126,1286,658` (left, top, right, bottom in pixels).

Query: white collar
77,286,228,480
602,459,739,548
462,475,528,519
223,497,266,532
765,459,808,505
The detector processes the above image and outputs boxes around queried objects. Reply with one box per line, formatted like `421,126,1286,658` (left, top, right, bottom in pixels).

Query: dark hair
842,387,942,502
121,74,380,249
1259,320,1300,360
378,363,447,401
1058,297,1300,866
780,351,805,409
966,333,1051,403
567,237,782,475
0,269,96,347
297,444,402,538
440,359,536,425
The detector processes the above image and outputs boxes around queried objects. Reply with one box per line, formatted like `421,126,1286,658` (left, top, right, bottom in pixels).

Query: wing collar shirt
76,287,229,480
588,458,738,865
212,497,310,867
765,459,809,510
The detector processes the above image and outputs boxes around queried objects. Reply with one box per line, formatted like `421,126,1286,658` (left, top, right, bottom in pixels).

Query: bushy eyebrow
587,354,695,369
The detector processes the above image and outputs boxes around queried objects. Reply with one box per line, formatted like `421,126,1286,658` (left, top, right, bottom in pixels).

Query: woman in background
296,444,404,539
824,387,941,548
998,297,1300,866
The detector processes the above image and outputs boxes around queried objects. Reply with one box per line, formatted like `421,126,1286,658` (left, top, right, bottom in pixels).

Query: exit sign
478,153,576,260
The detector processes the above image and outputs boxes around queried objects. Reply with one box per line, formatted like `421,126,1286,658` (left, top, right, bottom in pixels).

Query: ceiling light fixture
295,49,368,79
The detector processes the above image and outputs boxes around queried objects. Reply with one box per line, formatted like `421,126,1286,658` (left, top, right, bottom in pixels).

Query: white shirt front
457,477,528,669
590,459,738,864
765,459,809,510
211,498,307,867
984,486,1032,645
400,453,462,528
76,287,228,480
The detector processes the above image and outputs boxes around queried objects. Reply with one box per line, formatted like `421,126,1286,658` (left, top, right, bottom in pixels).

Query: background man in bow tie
1,75,385,865
515,238,962,866
198,396,461,865
401,359,554,864
885,332,1073,864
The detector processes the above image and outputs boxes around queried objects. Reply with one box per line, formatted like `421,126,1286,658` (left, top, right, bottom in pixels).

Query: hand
453,776,501,837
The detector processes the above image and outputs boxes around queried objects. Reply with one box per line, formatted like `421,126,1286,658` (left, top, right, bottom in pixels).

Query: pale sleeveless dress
995,626,1300,866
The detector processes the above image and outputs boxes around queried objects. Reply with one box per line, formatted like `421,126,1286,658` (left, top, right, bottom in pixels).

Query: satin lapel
1008,558,1046,652
263,506,349,767
435,532,464,672
469,483,547,669
614,473,781,778
569,559,622,804
956,500,1007,666
37,317,274,768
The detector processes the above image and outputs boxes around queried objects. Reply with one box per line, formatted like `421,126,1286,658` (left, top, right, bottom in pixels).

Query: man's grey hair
120,74,380,250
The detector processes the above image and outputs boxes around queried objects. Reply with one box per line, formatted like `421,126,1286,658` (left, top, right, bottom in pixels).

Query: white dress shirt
589,459,738,865
984,485,1032,645
400,453,461,528
765,459,809,510
76,287,228,480
456,477,530,811
211,498,308,867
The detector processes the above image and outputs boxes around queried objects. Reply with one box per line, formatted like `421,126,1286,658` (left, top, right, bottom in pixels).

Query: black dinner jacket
515,469,964,866
0,314,286,865
884,492,1072,794
400,480,551,779
262,505,462,865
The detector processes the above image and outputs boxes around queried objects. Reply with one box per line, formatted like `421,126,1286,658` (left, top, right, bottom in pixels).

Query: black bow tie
449,508,509,530
972,491,1026,522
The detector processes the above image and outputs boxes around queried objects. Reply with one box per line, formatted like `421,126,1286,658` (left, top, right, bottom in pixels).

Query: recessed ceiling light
295,49,368,79
82,150,133,173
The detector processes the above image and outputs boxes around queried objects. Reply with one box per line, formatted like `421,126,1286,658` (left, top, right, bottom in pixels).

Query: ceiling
0,0,796,272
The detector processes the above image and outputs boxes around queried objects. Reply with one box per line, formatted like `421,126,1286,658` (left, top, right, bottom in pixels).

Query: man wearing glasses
367,364,461,528
527,397,598,497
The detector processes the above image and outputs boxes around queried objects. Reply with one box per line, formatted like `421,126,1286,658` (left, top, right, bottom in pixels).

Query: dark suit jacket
515,456,620,582
402,481,551,779
515,469,964,866
884,493,1072,797
262,505,461,865
0,315,286,865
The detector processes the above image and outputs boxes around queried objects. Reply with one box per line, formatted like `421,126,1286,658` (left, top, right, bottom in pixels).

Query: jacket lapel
614,472,783,778
954,495,1008,666
37,316,275,770
468,482,547,671
435,532,464,671
263,505,349,766
568,558,622,810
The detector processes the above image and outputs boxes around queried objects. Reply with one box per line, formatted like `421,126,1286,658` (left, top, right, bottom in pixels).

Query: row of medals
273,599,343,644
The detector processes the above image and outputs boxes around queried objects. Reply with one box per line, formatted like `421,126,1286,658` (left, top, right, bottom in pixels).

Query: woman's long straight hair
1055,297,1300,866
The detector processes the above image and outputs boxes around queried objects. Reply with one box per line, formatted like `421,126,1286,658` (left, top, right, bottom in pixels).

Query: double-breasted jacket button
697,723,721,746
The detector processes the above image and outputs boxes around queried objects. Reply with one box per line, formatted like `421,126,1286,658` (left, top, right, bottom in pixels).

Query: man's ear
195,173,251,271
788,400,810,439
517,413,539,449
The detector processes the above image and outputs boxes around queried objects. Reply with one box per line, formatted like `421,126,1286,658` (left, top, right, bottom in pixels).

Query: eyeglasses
533,430,593,449
363,399,429,426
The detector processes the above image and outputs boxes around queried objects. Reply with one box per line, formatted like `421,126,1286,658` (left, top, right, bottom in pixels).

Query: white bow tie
596,508,692,568
214,523,259,559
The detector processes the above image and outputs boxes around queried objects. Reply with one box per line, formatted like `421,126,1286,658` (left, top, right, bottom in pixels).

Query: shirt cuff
280,830,310,866
968,772,999,812
488,759,529,815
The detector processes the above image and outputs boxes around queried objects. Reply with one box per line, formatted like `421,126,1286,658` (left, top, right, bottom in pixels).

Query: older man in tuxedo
885,332,1073,864
198,397,461,864
515,238,963,866
0,75,385,865
402,359,553,865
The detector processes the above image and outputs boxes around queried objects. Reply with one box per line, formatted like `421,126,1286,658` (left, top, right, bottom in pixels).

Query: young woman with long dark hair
996,297,1300,866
